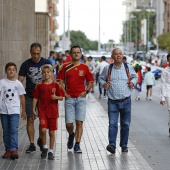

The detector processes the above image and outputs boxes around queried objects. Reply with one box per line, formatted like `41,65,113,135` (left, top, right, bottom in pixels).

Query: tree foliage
121,10,155,51
157,32,170,52
66,30,98,51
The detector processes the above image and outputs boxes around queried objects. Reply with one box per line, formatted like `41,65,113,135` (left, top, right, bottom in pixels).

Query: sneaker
135,97,140,101
67,132,75,149
10,150,19,160
106,145,116,154
149,97,152,100
26,144,36,153
103,96,107,99
41,148,48,159
48,152,55,160
37,137,43,151
74,144,82,153
2,150,10,159
121,147,128,153
99,94,102,99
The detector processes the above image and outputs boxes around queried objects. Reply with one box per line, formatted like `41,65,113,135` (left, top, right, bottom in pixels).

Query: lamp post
98,0,101,53
147,0,151,52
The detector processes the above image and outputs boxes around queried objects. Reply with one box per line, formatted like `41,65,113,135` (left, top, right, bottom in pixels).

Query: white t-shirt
0,78,26,114
95,61,109,75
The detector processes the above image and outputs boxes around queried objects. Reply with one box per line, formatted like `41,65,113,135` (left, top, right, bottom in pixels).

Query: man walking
57,45,94,153
18,43,51,153
96,56,109,99
99,48,137,153
160,53,170,136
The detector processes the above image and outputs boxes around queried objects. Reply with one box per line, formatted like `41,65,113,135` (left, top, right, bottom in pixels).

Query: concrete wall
0,0,35,140
35,13,49,58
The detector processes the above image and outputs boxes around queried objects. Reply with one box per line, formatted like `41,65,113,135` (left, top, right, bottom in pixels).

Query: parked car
142,64,162,80
151,68,162,80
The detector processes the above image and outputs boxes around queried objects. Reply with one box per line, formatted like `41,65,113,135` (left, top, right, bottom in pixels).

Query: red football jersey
57,62,94,98
33,81,64,118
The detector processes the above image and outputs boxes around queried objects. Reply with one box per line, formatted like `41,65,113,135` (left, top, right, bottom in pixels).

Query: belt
109,96,130,102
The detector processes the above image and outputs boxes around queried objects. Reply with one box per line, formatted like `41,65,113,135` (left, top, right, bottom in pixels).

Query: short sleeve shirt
0,78,26,114
33,81,64,118
57,62,94,98
18,58,51,97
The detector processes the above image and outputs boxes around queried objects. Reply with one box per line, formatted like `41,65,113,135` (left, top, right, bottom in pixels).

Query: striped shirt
99,63,138,100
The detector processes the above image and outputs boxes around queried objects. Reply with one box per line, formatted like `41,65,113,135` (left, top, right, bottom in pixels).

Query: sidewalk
0,94,153,170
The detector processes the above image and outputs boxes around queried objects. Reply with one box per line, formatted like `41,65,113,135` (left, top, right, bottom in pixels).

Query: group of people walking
1,42,170,163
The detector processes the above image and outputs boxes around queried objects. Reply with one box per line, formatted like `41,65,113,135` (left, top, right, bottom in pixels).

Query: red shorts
39,115,58,131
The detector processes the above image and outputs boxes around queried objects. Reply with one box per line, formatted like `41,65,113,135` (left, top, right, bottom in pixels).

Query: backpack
107,62,131,85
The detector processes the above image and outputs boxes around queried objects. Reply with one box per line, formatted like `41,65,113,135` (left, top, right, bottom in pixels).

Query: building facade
0,0,35,141
164,0,170,33
152,0,164,37
35,0,59,57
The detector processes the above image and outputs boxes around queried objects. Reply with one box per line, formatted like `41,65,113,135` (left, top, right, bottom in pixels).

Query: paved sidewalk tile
0,94,153,170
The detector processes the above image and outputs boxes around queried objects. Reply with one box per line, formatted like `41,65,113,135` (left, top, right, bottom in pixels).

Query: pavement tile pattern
0,94,152,170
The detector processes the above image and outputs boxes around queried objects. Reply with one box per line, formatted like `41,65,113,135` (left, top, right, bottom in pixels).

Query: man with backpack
99,48,137,154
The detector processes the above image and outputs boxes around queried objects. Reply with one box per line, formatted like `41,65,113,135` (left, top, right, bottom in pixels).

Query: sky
57,0,126,44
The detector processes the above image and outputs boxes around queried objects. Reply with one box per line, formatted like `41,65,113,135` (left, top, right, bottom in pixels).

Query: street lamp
98,0,101,53
147,0,151,52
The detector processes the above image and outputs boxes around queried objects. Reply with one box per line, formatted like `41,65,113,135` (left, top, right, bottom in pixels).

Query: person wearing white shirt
160,53,170,136
96,56,109,99
144,67,155,100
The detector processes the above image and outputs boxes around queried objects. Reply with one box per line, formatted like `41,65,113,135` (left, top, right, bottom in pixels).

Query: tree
65,30,98,51
121,10,155,51
157,32,170,52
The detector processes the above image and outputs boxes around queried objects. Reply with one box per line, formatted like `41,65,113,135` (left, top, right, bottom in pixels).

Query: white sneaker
99,94,102,99
102,96,107,99
149,97,152,100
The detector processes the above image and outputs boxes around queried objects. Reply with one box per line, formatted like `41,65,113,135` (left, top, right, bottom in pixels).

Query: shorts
65,97,86,123
39,114,58,131
146,85,152,90
25,95,34,117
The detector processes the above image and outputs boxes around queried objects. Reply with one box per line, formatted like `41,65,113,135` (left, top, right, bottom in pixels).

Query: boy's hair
41,64,53,72
148,67,151,71
5,62,17,72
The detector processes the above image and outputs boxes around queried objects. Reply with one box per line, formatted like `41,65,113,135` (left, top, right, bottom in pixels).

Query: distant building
35,0,59,57
152,0,164,37
164,0,170,33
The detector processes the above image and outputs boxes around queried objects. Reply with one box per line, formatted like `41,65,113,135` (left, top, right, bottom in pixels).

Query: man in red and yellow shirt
57,46,94,153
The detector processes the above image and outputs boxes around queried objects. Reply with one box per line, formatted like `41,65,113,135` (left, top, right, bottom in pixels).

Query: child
135,64,142,100
144,67,155,100
0,62,26,160
33,64,64,160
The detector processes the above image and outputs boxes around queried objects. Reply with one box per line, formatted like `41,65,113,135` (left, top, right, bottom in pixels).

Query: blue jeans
108,97,131,148
1,114,19,152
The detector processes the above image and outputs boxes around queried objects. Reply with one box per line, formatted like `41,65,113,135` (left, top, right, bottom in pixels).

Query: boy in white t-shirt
0,62,26,160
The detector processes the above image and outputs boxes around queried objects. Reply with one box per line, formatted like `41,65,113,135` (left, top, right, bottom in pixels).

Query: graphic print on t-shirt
27,67,43,84
3,89,15,101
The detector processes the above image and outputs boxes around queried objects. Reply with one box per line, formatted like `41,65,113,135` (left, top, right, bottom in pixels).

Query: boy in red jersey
57,46,94,153
33,64,64,159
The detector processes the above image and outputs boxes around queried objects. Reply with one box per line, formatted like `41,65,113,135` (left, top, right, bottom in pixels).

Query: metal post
147,0,151,52
68,0,70,41
98,0,101,53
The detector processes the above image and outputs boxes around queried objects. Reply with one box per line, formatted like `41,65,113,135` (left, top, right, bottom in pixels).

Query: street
93,78,170,170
